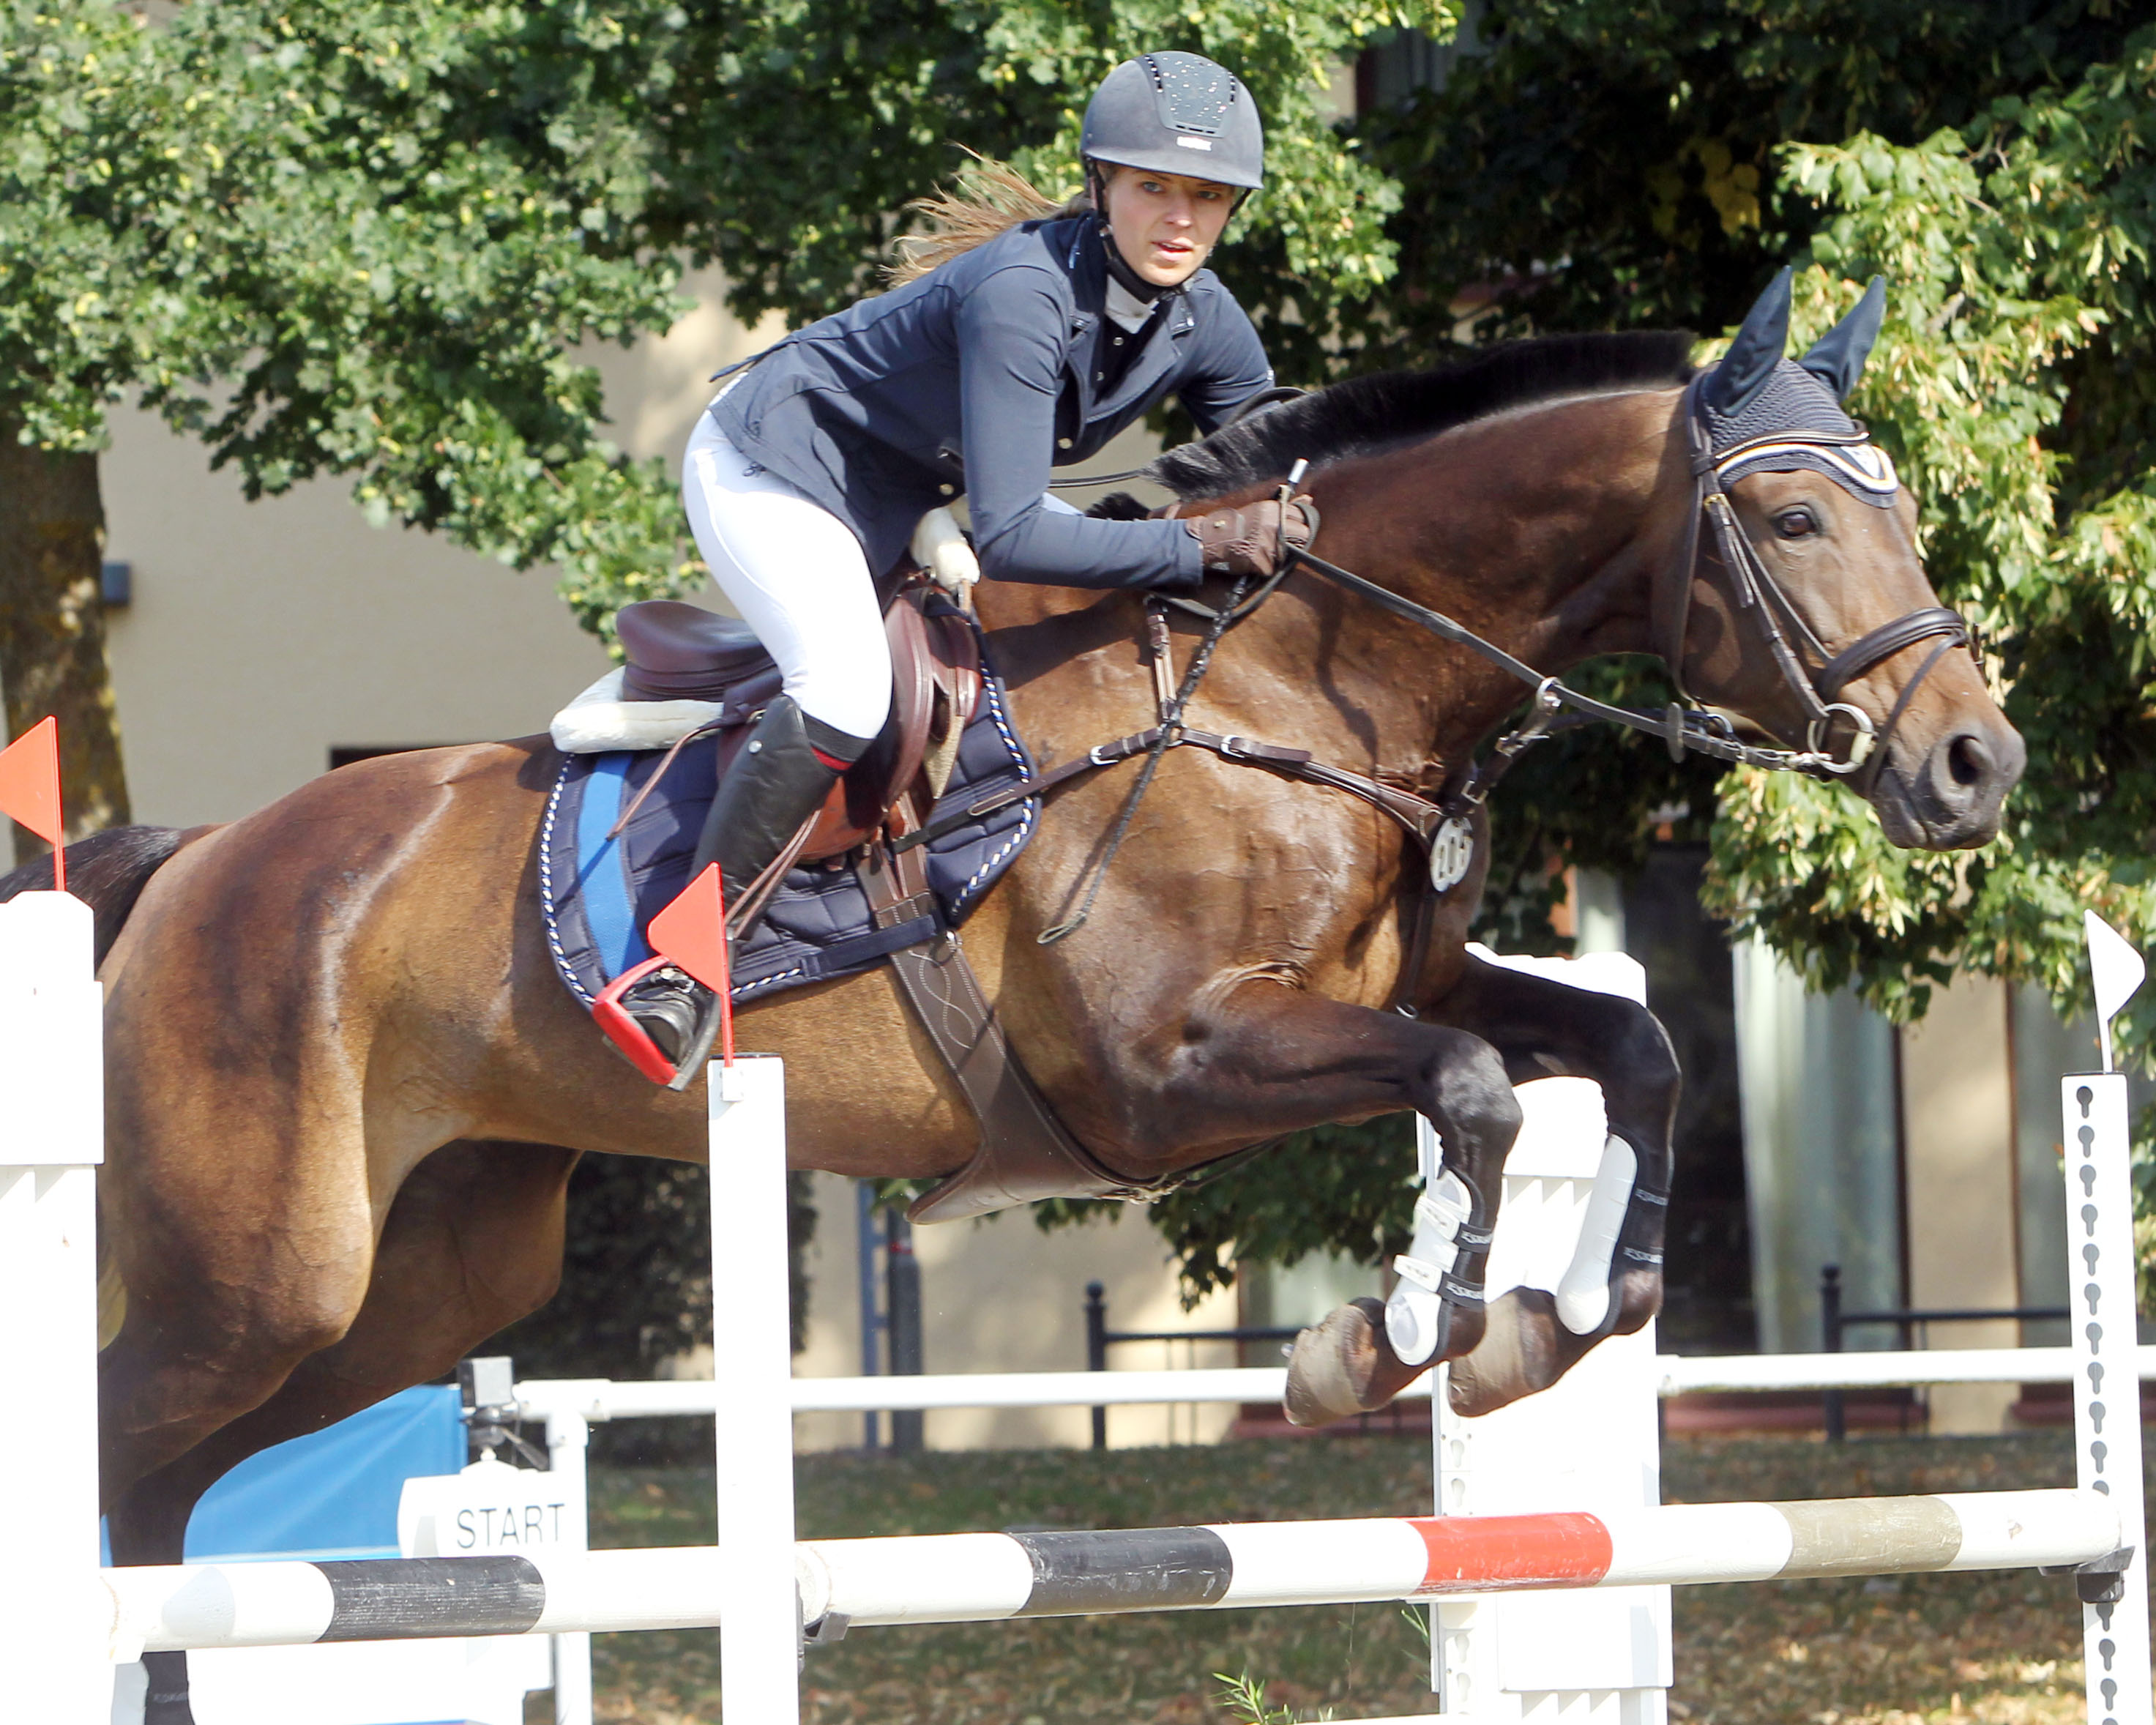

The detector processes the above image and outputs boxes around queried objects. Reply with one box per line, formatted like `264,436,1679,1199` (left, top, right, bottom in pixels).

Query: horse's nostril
1947,732,1991,789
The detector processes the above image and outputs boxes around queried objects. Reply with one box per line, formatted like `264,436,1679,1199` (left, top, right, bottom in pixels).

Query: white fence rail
512,1344,2156,1426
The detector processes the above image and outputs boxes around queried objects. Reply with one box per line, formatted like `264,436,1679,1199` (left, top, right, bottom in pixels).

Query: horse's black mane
1150,331,1698,499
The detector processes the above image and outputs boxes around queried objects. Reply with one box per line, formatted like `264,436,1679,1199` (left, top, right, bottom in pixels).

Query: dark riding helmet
1080,52,1264,193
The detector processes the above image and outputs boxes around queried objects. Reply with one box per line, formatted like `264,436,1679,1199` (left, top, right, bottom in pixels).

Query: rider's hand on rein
1174,496,1316,577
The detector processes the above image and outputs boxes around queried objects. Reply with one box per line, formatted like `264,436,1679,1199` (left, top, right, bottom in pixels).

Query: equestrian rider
618,51,1314,1073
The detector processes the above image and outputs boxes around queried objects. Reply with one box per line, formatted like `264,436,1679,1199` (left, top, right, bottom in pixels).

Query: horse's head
1664,269,2024,848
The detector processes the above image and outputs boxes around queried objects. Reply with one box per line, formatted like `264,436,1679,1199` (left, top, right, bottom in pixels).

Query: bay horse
37,278,2018,1723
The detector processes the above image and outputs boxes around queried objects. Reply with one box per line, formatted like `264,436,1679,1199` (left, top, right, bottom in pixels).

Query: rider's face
1102,167,1235,288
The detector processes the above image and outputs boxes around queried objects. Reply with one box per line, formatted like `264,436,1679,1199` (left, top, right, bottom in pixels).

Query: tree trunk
0,426,130,865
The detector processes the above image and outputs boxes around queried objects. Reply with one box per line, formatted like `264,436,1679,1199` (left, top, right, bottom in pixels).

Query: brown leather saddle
613,581,982,854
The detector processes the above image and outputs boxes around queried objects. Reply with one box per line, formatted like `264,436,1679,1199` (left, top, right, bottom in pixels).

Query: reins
1034,562,1256,943
905,383,1977,969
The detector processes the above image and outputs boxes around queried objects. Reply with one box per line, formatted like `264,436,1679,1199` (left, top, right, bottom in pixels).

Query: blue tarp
102,1385,464,1563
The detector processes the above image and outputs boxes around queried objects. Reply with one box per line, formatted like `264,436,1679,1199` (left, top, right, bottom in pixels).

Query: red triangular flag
0,717,65,893
0,717,61,847
648,863,731,995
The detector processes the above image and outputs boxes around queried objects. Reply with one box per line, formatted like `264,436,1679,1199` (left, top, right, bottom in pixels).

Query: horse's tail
0,823,194,966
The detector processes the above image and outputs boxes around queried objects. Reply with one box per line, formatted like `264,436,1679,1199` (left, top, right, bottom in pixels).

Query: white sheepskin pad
550,668,725,754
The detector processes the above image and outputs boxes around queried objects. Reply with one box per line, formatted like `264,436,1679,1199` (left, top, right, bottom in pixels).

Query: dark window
1354,2,1482,114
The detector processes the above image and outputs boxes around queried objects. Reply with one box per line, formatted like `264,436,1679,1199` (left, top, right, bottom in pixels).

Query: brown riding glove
1174,497,1318,577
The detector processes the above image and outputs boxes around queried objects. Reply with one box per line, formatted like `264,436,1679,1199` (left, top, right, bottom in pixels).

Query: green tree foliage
647,0,1455,328
1330,0,2135,364
15,0,2152,1308
1,0,1457,772
1,0,701,635
1,0,1458,1320
1709,39,2156,1028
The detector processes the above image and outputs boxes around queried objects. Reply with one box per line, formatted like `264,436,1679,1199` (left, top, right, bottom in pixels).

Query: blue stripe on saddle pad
539,624,1038,1012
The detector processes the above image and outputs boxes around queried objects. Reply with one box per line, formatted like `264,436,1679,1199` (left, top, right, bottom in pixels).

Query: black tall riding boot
618,696,869,1070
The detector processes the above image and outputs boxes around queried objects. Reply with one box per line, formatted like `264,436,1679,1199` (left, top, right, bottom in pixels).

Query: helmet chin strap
1102,231,1170,302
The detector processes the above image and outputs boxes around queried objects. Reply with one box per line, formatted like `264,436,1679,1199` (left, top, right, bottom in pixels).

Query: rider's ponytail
885,154,1091,288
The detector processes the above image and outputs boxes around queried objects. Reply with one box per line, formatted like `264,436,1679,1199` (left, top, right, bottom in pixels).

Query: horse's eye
1775,508,1819,539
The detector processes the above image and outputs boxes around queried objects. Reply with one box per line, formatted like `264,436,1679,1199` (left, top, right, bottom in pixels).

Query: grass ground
580,1429,2144,1724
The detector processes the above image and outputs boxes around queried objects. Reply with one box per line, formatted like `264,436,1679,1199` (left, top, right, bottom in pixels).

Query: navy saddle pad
540,628,1039,1010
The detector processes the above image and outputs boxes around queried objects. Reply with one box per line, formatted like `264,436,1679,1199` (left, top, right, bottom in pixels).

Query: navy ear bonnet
1698,269,1899,509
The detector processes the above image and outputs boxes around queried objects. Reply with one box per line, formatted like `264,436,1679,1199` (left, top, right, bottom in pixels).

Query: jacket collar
1062,223,1195,425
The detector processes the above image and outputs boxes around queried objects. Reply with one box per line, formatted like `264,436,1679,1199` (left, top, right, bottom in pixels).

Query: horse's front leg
1140,985,1523,1428
1420,949,1682,1417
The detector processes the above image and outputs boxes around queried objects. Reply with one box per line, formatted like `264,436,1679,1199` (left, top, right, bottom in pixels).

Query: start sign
397,1453,584,1558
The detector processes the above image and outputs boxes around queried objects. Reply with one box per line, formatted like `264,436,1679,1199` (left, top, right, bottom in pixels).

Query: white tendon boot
1386,1114,1475,1367
1553,1133,1638,1335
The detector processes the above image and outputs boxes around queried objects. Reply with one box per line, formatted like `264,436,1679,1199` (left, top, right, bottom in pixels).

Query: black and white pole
2068,913,2152,1725
710,1054,802,1724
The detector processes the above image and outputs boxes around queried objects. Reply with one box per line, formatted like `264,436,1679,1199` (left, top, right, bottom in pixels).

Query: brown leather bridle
1658,373,1974,788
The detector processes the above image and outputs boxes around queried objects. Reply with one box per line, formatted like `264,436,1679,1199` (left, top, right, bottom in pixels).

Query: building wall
99,414,611,826
1898,975,2021,1433
95,266,787,827
1589,861,2064,1434
1731,939,1903,1355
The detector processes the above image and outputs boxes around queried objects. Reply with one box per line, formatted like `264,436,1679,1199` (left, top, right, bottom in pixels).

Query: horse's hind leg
107,1139,579,1725
1422,951,1681,1417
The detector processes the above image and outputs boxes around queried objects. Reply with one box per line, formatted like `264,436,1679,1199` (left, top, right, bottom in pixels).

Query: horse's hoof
1283,1297,1390,1428
1446,1286,1569,1418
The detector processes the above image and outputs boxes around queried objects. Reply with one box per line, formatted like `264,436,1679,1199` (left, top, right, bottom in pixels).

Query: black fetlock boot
608,696,869,1081
141,1650,197,1725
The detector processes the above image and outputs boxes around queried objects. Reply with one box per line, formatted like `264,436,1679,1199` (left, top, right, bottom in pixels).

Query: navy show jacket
709,216,1272,589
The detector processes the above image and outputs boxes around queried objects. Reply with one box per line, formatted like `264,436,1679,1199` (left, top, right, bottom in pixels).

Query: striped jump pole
92,1487,2123,1651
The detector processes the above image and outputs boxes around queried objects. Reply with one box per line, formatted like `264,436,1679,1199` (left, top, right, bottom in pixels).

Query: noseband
1662,373,1972,784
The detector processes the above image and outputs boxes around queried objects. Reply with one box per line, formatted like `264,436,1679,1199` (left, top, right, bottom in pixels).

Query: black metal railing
1818,1263,2069,1441
1082,1281,1301,1450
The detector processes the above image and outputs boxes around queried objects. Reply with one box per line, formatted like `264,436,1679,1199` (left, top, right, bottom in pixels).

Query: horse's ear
1796,275,1887,400
1702,266,1793,415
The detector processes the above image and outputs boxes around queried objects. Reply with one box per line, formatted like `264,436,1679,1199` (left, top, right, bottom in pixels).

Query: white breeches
682,411,892,743
682,404,1085,742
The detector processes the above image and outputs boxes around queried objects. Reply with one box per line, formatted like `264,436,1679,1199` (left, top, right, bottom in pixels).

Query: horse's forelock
1152,331,1698,501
